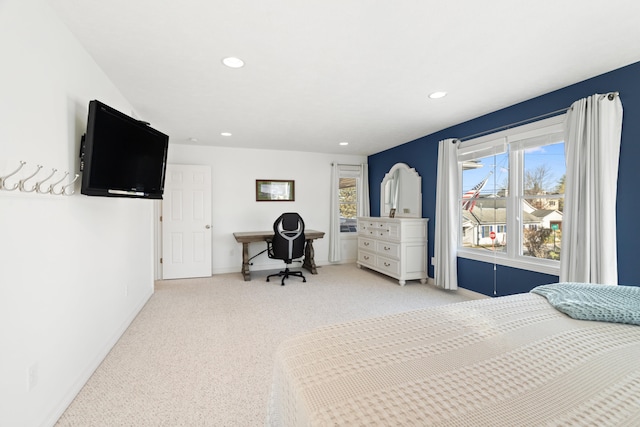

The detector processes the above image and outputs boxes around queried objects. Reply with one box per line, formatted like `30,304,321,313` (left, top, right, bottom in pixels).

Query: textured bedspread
268,293,640,426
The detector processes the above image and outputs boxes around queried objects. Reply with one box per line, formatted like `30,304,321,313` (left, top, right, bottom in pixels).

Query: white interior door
162,164,212,279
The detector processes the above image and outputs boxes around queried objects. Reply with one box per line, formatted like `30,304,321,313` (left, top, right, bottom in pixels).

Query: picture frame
389,208,396,218
256,179,295,201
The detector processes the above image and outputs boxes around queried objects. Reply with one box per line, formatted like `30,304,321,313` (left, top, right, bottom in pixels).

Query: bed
267,283,640,426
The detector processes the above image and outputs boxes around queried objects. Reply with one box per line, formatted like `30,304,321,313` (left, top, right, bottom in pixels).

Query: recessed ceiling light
222,57,244,68
221,132,232,136
429,91,447,99
188,137,199,143
339,141,349,146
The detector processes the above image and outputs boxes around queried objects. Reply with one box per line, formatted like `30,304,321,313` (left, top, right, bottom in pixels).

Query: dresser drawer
376,241,400,258
358,237,375,251
386,222,401,239
374,222,401,240
361,224,380,236
357,250,376,266
376,256,400,275
358,220,378,235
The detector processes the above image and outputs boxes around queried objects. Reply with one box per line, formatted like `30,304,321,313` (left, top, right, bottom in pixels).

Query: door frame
154,201,163,280
154,164,212,280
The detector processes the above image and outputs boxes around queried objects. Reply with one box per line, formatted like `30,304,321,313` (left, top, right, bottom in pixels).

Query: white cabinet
356,217,429,286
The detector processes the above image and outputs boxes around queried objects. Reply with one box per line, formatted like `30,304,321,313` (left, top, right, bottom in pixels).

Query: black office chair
266,213,306,286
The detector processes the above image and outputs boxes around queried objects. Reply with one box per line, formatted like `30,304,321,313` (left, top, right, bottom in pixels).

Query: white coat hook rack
49,172,69,195
0,160,26,191
19,164,43,192
35,168,58,194
1,162,79,196
61,174,79,196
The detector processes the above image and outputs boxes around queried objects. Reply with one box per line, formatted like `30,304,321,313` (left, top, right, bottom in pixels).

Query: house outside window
457,115,565,275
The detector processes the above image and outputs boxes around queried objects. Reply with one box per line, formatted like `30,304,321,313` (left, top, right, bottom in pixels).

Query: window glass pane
461,152,509,200
461,196,507,253
522,196,563,260
460,151,508,254
339,177,358,232
521,140,564,260
522,141,565,198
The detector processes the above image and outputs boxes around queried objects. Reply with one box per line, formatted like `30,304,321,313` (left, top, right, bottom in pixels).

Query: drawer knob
364,256,370,260
384,246,390,251
384,262,391,267
364,242,370,246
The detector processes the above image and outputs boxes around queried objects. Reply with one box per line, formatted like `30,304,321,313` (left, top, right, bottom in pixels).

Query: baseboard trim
455,286,490,300
44,288,154,427
211,259,338,276
426,277,489,300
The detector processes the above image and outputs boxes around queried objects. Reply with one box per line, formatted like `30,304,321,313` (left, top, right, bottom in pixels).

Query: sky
462,141,565,195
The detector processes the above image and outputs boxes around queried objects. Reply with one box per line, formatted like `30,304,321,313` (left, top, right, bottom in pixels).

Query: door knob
205,225,211,229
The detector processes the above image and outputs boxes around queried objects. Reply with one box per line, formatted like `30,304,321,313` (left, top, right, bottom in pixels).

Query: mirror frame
380,163,422,218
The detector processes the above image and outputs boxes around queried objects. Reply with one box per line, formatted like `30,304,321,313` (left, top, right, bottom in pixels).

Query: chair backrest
271,213,305,263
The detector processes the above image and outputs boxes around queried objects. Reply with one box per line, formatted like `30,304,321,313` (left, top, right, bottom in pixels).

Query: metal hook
35,168,58,194
19,164,44,192
1,161,26,191
49,171,69,195
61,174,80,196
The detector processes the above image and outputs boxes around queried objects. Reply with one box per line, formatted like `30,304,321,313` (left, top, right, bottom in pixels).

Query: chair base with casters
266,267,306,286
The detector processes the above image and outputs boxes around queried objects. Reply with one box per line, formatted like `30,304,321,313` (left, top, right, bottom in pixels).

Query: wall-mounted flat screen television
80,100,169,199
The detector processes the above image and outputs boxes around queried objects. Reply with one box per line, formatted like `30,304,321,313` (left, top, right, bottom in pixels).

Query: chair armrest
266,238,274,258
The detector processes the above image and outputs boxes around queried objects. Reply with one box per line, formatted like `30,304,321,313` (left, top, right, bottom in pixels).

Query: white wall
0,1,156,425
166,145,366,275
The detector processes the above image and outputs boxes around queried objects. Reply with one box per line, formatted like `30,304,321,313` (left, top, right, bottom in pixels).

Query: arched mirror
380,163,422,218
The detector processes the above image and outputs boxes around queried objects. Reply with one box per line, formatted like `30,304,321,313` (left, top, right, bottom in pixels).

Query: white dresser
356,216,429,286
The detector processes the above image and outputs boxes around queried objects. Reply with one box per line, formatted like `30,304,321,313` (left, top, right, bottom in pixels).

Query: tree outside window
339,177,358,232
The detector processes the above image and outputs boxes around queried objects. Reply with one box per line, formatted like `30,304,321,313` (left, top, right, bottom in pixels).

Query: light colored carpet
56,264,479,426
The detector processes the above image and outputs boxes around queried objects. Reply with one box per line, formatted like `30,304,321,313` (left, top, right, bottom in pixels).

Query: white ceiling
48,0,640,156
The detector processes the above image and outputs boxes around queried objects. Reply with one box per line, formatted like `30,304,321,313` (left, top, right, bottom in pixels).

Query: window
339,177,358,232
457,115,565,275
338,166,362,233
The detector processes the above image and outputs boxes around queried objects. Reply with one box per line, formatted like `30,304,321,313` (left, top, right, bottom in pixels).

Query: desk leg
241,242,251,281
302,239,319,274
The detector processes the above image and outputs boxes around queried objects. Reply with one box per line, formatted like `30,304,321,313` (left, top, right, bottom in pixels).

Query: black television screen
80,100,169,199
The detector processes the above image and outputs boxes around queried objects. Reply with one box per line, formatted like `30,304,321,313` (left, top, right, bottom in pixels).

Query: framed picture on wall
256,179,295,201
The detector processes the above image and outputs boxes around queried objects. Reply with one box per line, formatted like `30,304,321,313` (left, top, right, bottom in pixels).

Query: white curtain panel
560,93,623,285
329,162,341,262
434,139,459,290
358,163,370,218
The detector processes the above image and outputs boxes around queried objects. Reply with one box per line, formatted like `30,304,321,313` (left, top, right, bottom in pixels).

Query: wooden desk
233,230,325,281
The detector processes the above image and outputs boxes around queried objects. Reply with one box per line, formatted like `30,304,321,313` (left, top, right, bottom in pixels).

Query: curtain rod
331,162,363,167
456,91,619,143
457,107,569,142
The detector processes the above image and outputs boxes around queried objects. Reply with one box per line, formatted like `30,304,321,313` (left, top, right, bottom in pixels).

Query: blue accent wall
368,61,640,296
